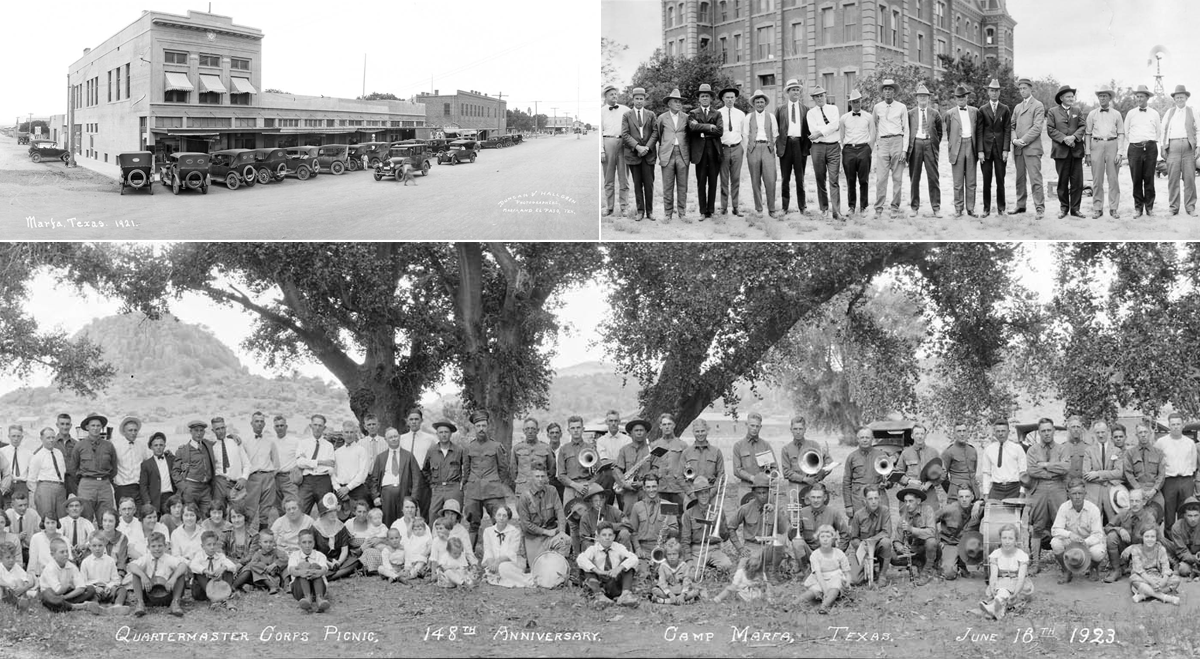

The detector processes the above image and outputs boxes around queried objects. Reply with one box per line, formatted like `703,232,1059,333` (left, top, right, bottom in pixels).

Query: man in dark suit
1045,84,1087,218
138,431,176,515
688,83,724,220
620,87,658,221
977,79,1012,218
369,428,423,527
171,420,217,518
944,86,982,217
907,83,943,218
776,78,811,215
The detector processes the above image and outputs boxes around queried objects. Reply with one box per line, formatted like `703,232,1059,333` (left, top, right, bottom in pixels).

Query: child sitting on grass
434,535,475,588
288,528,330,613
712,550,768,603
1126,526,1181,606
652,540,699,604
38,537,100,614
189,530,238,611
980,523,1032,620
126,531,187,617
233,529,288,594
80,535,129,614
0,541,37,609
403,517,431,579
379,528,408,583
799,525,851,614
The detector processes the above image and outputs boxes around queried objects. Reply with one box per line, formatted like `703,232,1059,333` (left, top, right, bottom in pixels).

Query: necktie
208,557,215,573
920,108,926,134
600,548,610,571
12,451,18,478
72,519,78,546
1101,444,1106,467
496,530,505,544
821,107,829,125
791,103,797,124
608,105,617,111
391,450,399,476
311,439,320,461
152,558,158,579
255,434,262,439
997,442,1003,468
52,452,62,480
18,517,22,534
221,440,230,472
726,108,732,132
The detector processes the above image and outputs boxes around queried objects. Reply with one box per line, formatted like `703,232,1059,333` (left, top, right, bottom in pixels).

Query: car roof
172,152,209,157
449,140,475,145
212,149,253,155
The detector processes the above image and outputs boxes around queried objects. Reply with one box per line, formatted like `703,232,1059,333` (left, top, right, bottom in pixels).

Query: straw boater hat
120,416,142,433
1171,84,1191,98
432,420,457,433
1095,84,1115,98
1062,540,1092,574
603,84,618,96
914,83,931,96
880,79,898,91
987,79,1002,90
697,83,715,97
1134,84,1152,97
958,531,985,566
785,78,802,92
896,486,927,502
750,89,769,104
1109,484,1131,514
80,413,108,430
1054,84,1077,104
847,89,863,103
631,87,647,98
663,88,684,102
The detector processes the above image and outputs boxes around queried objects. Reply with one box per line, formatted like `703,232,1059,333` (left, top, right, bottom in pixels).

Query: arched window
700,1,710,22
719,0,727,21
985,27,994,44
667,6,674,27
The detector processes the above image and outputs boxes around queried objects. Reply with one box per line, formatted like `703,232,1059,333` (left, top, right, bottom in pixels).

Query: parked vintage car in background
436,140,478,165
16,132,32,145
208,149,259,190
373,143,433,182
28,140,70,163
347,144,370,171
160,152,210,195
284,146,320,180
316,144,350,175
360,142,392,169
423,138,450,155
117,151,154,195
252,148,289,184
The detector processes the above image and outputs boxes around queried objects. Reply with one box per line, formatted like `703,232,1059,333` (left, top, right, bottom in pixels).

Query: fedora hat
624,419,651,434
1054,84,1077,104
205,578,233,602
847,89,863,103
751,473,771,489
80,413,108,430
630,87,648,98
914,83,931,96
602,84,618,96
432,420,457,433
920,457,945,484
1172,84,1191,98
1095,85,1115,97
1178,496,1200,517
119,416,142,432
186,419,208,430
438,498,463,517
317,492,340,516
987,79,1002,90
65,494,83,508
784,78,802,91
1062,540,1092,574
1109,484,1131,514
697,83,715,97
663,88,684,102
953,85,970,98
584,482,615,505
719,85,740,98
750,88,769,104
810,86,827,97
1016,77,1033,87
958,531,985,566
896,486,926,503
564,496,591,520
880,79,898,90
1134,84,1152,97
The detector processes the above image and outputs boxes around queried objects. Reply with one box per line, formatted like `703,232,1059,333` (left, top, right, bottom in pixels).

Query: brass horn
578,448,599,470
874,456,894,477
683,466,698,481
800,450,824,475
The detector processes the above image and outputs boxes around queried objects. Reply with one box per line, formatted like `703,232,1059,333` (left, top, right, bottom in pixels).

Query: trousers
873,135,905,211
719,143,744,212
1088,139,1120,212
1127,141,1158,211
842,144,871,211
909,138,940,212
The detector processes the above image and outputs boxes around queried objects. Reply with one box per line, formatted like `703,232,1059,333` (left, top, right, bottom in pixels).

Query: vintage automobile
316,144,350,175
347,144,371,171
284,146,320,180
423,138,450,156
208,149,259,190
480,136,504,149
117,151,154,195
28,140,70,163
252,148,289,184
360,142,392,169
373,143,432,181
17,132,31,145
436,140,478,165
159,152,210,195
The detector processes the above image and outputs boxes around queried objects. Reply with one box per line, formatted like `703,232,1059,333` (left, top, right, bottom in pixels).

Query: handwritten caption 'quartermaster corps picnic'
114,625,604,644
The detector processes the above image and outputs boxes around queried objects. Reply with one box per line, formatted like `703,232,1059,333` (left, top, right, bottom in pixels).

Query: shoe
1145,208,1154,217
133,602,146,617
226,601,238,612
315,598,330,613
1035,210,1045,220
966,210,978,217
106,604,131,616
83,601,103,615
646,214,656,221
732,209,741,216
617,591,640,608
979,600,996,619
913,572,931,586
1057,211,1069,219
1132,592,1145,603
981,210,991,218
767,211,777,219
721,209,728,215
1056,571,1072,585
1070,211,1087,218
931,209,942,218
1103,571,1118,583
997,209,1007,216
955,211,964,218
1133,209,1144,219
1012,207,1027,214
601,209,613,217
1089,567,1100,582
1166,595,1181,606
817,606,829,614
833,212,843,221
1092,211,1103,219
299,599,312,612
944,573,958,581
267,586,280,595
169,602,184,617
1172,211,1180,216
910,209,920,218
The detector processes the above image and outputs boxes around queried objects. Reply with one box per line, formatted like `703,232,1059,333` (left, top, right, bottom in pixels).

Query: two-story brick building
417,89,508,139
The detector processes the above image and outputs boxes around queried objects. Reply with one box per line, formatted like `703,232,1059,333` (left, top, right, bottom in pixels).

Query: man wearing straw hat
743,89,779,217
688,83,725,220
777,78,811,216
1159,84,1197,216
944,85,981,217
907,83,943,218
1085,85,1126,219
600,84,630,218
1046,84,1087,219
977,79,1012,218
1010,77,1046,219
872,78,909,219
806,86,842,220
654,88,691,222
70,413,117,523
717,84,746,216
1124,84,1161,218
620,87,658,221
840,89,875,218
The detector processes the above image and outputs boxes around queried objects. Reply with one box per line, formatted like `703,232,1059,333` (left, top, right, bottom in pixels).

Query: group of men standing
600,79,1197,223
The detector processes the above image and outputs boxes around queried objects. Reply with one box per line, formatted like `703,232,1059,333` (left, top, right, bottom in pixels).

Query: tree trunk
453,244,515,452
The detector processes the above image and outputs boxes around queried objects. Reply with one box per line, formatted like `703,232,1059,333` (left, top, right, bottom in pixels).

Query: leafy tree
856,58,932,111
506,108,540,132
1027,75,1062,115
358,92,400,101
18,120,49,134
934,54,1019,110
263,89,290,94
627,50,750,113
602,37,629,89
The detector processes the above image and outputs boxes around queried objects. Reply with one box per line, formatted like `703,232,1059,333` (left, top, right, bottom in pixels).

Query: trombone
692,472,727,582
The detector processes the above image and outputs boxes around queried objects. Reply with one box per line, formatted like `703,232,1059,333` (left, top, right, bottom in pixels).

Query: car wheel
226,172,241,190
373,171,382,181
276,164,288,181
257,168,271,185
369,157,381,169
61,153,70,163
297,166,310,181
422,161,430,176
470,153,477,163
172,179,180,195
331,161,345,175
31,153,42,163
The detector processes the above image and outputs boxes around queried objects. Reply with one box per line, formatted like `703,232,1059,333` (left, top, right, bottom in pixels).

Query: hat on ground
1178,496,1200,517
691,476,714,492
603,84,618,96
750,88,769,103
697,83,715,97
438,498,463,517
880,79,898,91
1062,540,1092,574
186,419,207,430
958,531,985,565
751,473,771,489
468,410,489,424
1054,84,1077,104
953,85,970,98
1172,84,1191,98
1134,84,1152,97
317,492,340,516
1095,84,1115,97
80,413,108,430
987,79,1002,90
205,578,233,602
920,457,945,484
914,83,931,96
896,487,927,503
1109,484,1131,514
718,85,740,98
631,87,647,98
663,88,683,102
584,482,615,505
784,78,801,91
847,89,863,103
810,86,827,97
625,419,651,434
147,576,171,600
119,416,142,432
1016,77,1033,87
432,420,457,433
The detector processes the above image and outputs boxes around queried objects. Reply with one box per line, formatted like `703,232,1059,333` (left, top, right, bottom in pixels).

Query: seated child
0,515,22,567
27,514,71,576
713,551,768,603
430,517,479,573
126,531,187,617
0,541,37,609
38,537,100,614
233,529,289,594
351,506,389,574
980,523,1032,620
80,535,129,614
6,493,41,566
575,521,639,607
288,528,331,613
434,536,475,588
653,539,699,604
58,496,94,563
438,502,475,561
403,517,431,579
1126,526,1181,605
188,530,238,611
799,524,851,614
378,528,408,583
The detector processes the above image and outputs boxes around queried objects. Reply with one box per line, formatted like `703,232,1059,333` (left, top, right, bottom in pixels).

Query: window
165,50,188,65
279,118,300,128
892,9,900,46
125,64,130,98
348,120,363,126
116,67,122,101
700,1,710,22
156,116,182,129
667,6,674,27
734,34,742,61
936,38,946,57
230,93,250,105
391,121,402,127
443,103,451,116
199,92,221,105
878,5,886,42
108,71,112,103
823,73,834,96
164,90,188,103
918,33,925,62
935,2,945,28
720,36,728,62
792,22,803,55
720,0,727,20
844,71,857,97
734,0,740,18
955,14,961,35
231,57,251,71
756,25,773,59
821,7,834,45
327,119,336,127
235,118,256,128
758,73,776,87
305,119,323,127
200,53,221,67
844,5,858,42
188,117,231,128
916,0,922,13
700,37,710,51
985,26,995,44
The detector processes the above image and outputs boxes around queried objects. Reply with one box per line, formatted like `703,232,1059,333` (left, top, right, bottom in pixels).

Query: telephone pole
551,107,558,134
496,91,504,135
533,100,540,133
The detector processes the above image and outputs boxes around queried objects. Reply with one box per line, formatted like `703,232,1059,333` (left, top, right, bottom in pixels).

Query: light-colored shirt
0,562,34,594
170,525,205,561
130,522,169,558
1086,106,1125,141
601,102,629,137
807,104,841,143
403,430,436,469
361,435,388,459
668,111,684,146
786,101,806,137
576,540,639,573
720,107,745,145
38,558,83,592
59,515,95,549
957,106,974,137
1156,435,1197,477
840,109,874,145
1125,106,1162,144
404,533,431,569
113,437,146,487
80,553,122,588
188,550,237,576
275,434,301,472
131,551,184,580
1051,500,1104,545
915,106,932,139
1165,105,1190,140
26,447,66,483
151,454,173,493
295,437,335,476
482,524,523,566
381,448,407,489
26,531,71,575
594,432,629,464
430,533,478,567
118,517,147,560
979,440,1027,494
746,110,775,142
211,436,250,481
872,100,909,144
332,441,371,491
287,548,330,573
270,515,313,555
0,444,35,482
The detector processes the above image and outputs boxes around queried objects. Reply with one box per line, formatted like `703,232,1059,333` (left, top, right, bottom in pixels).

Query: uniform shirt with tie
27,447,67,485
1125,106,1161,144
840,109,874,145
726,499,787,545
0,443,35,485
1156,435,1198,477
512,440,555,490
786,100,806,138
1124,443,1166,498
979,440,1027,493
731,436,776,485
807,104,841,143
113,437,145,487
331,441,371,492
517,484,563,535
899,444,940,485
872,99,909,141
602,102,629,136
212,436,250,481
295,437,334,477
721,106,745,145
464,438,508,500
576,540,638,573
626,497,680,545
849,504,892,542
941,442,978,487
243,435,280,474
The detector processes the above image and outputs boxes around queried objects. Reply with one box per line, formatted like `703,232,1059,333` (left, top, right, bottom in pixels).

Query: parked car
436,140,478,165
423,138,450,156
160,152,210,195
28,140,70,163
360,142,391,169
117,151,154,195
373,144,433,181
208,149,259,190
16,132,31,145
347,144,371,171
252,148,289,184
480,136,504,149
511,134,524,145
316,144,350,175
284,146,320,180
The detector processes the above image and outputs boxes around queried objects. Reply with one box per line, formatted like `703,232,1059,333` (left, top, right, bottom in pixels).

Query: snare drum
530,551,569,589
982,500,1029,556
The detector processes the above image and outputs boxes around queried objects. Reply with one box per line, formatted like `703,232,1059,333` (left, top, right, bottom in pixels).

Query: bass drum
530,550,569,589
981,500,1030,557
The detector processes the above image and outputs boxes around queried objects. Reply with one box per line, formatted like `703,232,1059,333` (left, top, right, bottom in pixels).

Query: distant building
662,0,1016,105
416,89,508,139
544,115,576,134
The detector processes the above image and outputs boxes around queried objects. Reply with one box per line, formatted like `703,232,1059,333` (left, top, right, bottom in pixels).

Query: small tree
855,58,930,112
263,89,290,94
935,54,1019,109
358,92,399,101
602,38,629,90
627,50,750,113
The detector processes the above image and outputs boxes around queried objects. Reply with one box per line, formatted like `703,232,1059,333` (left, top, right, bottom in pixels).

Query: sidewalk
71,154,122,181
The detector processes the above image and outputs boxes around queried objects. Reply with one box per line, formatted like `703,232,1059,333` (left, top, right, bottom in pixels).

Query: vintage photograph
601,0,1200,240
0,242,1197,659
2,0,599,240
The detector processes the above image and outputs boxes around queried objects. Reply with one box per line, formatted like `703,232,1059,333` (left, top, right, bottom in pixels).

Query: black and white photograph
2,0,599,240
601,0,1200,240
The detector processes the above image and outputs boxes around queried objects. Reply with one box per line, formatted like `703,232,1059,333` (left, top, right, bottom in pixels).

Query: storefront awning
277,127,357,134
229,77,257,94
164,72,195,92
198,75,228,94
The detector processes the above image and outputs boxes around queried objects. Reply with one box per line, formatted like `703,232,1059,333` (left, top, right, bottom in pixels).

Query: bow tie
852,111,861,116
495,531,505,543
1139,108,1147,112
1101,108,1109,112
608,106,618,110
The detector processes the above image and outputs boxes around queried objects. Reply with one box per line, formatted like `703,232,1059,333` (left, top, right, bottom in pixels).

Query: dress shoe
646,214,656,221
1012,207,1027,214
1092,211,1103,219
1070,211,1087,218
316,598,331,613
169,601,184,617
133,602,146,617
1110,210,1120,219
998,209,1007,216
833,212,843,221
1133,209,1144,219
1172,210,1180,216
1057,211,1069,219
721,209,728,215
1035,209,1044,220
1145,208,1154,217
981,210,991,218
966,210,977,217
601,209,613,217
955,210,965,218
732,209,742,216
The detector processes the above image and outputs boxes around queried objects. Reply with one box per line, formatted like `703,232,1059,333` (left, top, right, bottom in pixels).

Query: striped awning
164,72,195,92
229,77,257,94
198,75,228,94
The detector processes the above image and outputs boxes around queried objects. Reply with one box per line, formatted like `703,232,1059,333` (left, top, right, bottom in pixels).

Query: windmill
1148,45,1169,96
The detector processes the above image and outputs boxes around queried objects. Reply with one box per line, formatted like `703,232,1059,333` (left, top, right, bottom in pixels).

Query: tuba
874,455,894,477
683,466,698,481
800,450,824,475
578,448,599,471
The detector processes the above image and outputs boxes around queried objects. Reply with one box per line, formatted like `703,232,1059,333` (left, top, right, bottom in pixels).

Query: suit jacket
775,100,812,156
620,107,658,165
171,440,217,492
943,105,982,164
1160,105,1198,152
906,105,943,152
687,105,724,164
139,452,177,512
369,447,423,503
1010,97,1046,156
977,102,1012,158
655,110,690,162
1045,104,1086,159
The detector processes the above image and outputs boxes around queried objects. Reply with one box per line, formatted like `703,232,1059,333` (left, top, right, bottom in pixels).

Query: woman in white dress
482,506,532,587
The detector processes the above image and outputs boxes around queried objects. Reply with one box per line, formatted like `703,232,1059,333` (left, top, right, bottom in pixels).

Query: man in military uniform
517,466,570,563
935,486,983,580
557,416,596,503
1167,497,1200,578
422,420,465,524
463,411,510,550
512,417,556,498
842,426,886,517
726,473,790,576
1026,418,1070,575
576,482,628,553
941,422,979,498
792,483,850,574
623,474,679,575
646,413,687,508
779,416,833,504
1103,487,1158,582
898,423,941,504
1123,421,1166,523
681,419,724,495
679,476,731,573
614,419,651,513
894,486,937,585
732,412,776,500
848,484,892,586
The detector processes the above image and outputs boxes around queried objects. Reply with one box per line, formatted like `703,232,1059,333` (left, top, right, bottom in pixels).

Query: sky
3,0,600,127
603,0,1199,96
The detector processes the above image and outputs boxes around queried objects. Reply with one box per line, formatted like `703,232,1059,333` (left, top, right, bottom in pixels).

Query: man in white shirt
1050,481,1105,583
872,79,909,218
1156,412,1198,530
806,87,842,220
576,521,639,606
402,408,437,520
907,83,943,218
1,425,36,509
112,417,146,509
944,85,981,217
717,86,746,216
839,90,876,217
777,79,810,215
742,89,779,217
27,428,68,520
272,415,301,514
210,416,250,511
1160,84,1197,216
238,412,278,530
594,410,629,465
361,414,387,459
600,84,630,217
295,414,336,518
1124,84,1161,218
978,419,1026,500
332,420,371,518
1084,85,1126,220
